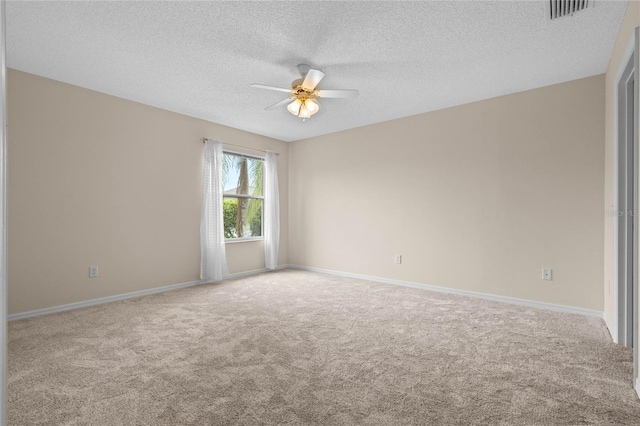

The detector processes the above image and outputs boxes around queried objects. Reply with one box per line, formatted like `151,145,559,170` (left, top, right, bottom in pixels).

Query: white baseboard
226,264,289,280
9,263,602,321
636,378,640,399
8,278,207,321
9,264,290,321
288,264,604,318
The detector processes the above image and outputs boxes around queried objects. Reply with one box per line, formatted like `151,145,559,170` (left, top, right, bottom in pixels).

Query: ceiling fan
251,64,359,121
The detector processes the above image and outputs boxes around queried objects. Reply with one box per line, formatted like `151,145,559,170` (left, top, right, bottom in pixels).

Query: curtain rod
202,138,280,156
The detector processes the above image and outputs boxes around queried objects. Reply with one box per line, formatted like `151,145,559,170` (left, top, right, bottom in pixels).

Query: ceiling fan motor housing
291,79,317,99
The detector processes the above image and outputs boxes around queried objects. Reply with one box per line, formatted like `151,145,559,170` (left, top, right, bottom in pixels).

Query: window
222,152,263,240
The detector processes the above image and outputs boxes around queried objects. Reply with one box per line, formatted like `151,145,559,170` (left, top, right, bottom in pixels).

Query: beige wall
6,59,608,316
7,69,289,315
290,75,605,311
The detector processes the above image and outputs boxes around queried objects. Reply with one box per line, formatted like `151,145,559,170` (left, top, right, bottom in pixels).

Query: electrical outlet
395,255,402,264
542,268,552,281
89,266,99,278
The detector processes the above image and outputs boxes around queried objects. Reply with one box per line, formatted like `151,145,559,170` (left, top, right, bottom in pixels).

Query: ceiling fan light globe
287,99,302,116
306,99,319,115
298,101,311,118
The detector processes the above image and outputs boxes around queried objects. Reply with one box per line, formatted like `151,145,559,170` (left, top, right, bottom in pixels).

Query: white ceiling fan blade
251,84,292,94
301,69,325,91
317,89,359,99
265,97,293,110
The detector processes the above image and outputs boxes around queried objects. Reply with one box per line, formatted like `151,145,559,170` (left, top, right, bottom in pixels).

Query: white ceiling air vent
545,0,594,21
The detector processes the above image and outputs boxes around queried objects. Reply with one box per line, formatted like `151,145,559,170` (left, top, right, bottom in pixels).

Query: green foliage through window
222,153,263,239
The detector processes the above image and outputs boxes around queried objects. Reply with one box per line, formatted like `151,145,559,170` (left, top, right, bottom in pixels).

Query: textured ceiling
6,1,628,142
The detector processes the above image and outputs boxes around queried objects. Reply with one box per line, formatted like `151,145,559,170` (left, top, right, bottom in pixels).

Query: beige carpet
7,269,640,425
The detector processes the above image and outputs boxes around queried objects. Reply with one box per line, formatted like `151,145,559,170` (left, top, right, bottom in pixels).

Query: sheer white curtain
264,151,280,270
201,139,228,281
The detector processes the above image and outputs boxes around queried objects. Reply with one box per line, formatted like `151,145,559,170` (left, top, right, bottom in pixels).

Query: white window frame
222,150,265,243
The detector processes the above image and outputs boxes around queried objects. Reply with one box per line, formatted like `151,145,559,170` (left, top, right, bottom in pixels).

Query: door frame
0,1,7,423
614,28,639,386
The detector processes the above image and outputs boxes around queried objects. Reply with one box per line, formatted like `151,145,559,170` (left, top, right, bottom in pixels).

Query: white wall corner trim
288,265,604,318
603,312,616,341
636,377,640,399
8,264,292,321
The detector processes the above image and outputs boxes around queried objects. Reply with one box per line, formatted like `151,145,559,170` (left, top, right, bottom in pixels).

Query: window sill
225,237,264,244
